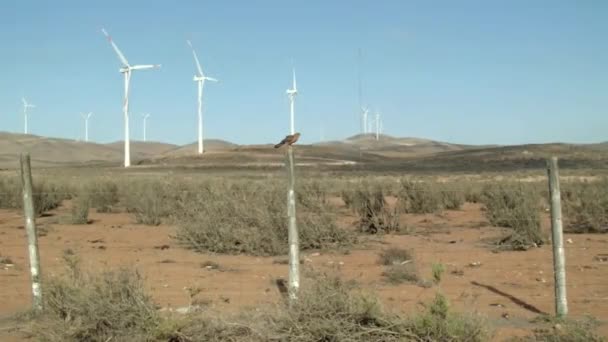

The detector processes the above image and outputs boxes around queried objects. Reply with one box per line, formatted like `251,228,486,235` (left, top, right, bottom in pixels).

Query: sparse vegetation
432,262,446,285
32,252,159,341
512,316,605,342
562,179,608,234
70,191,90,224
407,293,490,341
378,247,414,266
383,263,419,284
399,179,444,214
481,183,544,250
124,180,170,226
28,261,491,342
175,182,354,256
87,180,120,213
0,176,21,209
342,182,401,234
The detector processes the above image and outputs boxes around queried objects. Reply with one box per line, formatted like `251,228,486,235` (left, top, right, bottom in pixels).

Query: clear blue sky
1,1,606,145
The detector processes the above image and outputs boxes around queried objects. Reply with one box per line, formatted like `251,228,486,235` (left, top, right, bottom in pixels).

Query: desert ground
0,132,607,341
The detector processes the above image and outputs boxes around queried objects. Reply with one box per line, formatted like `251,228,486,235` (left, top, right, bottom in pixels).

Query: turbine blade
22,98,27,106
187,40,204,77
130,64,161,70
292,68,297,91
101,28,130,67
205,77,218,82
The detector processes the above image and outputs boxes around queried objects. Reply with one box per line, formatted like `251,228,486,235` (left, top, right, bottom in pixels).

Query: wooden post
20,154,43,312
286,146,300,302
547,157,567,317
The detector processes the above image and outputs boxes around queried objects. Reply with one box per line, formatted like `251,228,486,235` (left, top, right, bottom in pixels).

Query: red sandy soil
0,202,606,341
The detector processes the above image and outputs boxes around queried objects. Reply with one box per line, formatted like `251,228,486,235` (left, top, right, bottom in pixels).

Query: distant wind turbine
22,98,35,134
286,68,298,135
361,106,369,134
142,113,150,142
81,112,93,142
375,111,380,141
187,40,218,155
101,28,161,167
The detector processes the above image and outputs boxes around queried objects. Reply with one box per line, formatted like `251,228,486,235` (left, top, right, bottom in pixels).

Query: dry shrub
407,293,490,341
30,264,491,342
175,181,354,256
441,186,466,210
70,191,90,224
562,179,608,234
0,176,21,209
123,180,174,226
378,248,414,266
297,179,328,209
399,180,444,214
87,180,120,213
342,182,401,234
481,183,544,250
512,316,605,342
383,263,419,285
32,252,159,341
33,182,71,216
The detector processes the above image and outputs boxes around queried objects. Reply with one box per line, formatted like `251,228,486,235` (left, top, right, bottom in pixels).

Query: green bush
481,183,544,250
562,180,608,234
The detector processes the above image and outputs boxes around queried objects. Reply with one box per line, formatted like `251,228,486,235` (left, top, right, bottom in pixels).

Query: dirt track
0,202,607,340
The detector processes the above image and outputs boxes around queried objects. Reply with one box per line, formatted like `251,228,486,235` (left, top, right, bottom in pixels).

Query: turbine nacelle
193,75,218,82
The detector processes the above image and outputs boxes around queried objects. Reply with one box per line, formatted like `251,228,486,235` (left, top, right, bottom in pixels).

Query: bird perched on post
274,132,301,148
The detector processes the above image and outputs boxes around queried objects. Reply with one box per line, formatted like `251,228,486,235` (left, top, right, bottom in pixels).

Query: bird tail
274,142,284,149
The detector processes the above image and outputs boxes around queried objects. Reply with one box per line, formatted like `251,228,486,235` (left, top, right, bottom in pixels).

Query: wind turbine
142,113,150,142
22,98,35,134
286,68,298,135
375,111,380,141
81,112,93,142
361,106,369,134
187,40,218,155
101,28,160,167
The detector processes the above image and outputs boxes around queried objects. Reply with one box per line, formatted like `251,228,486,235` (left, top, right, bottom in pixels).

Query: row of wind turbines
361,107,383,141
99,27,299,168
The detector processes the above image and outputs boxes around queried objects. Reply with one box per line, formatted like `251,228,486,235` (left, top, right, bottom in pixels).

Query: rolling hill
1,131,606,172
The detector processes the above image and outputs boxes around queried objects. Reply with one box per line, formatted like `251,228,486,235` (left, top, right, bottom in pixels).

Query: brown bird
274,132,301,148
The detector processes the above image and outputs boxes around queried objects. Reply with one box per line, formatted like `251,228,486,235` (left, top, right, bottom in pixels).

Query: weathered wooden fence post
20,154,43,312
286,146,300,302
547,156,567,317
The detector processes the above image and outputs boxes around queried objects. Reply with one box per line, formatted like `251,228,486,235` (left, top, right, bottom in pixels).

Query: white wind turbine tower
375,111,381,141
22,98,35,134
81,112,93,142
361,106,369,134
142,113,150,142
286,68,298,135
102,28,161,167
187,40,218,155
